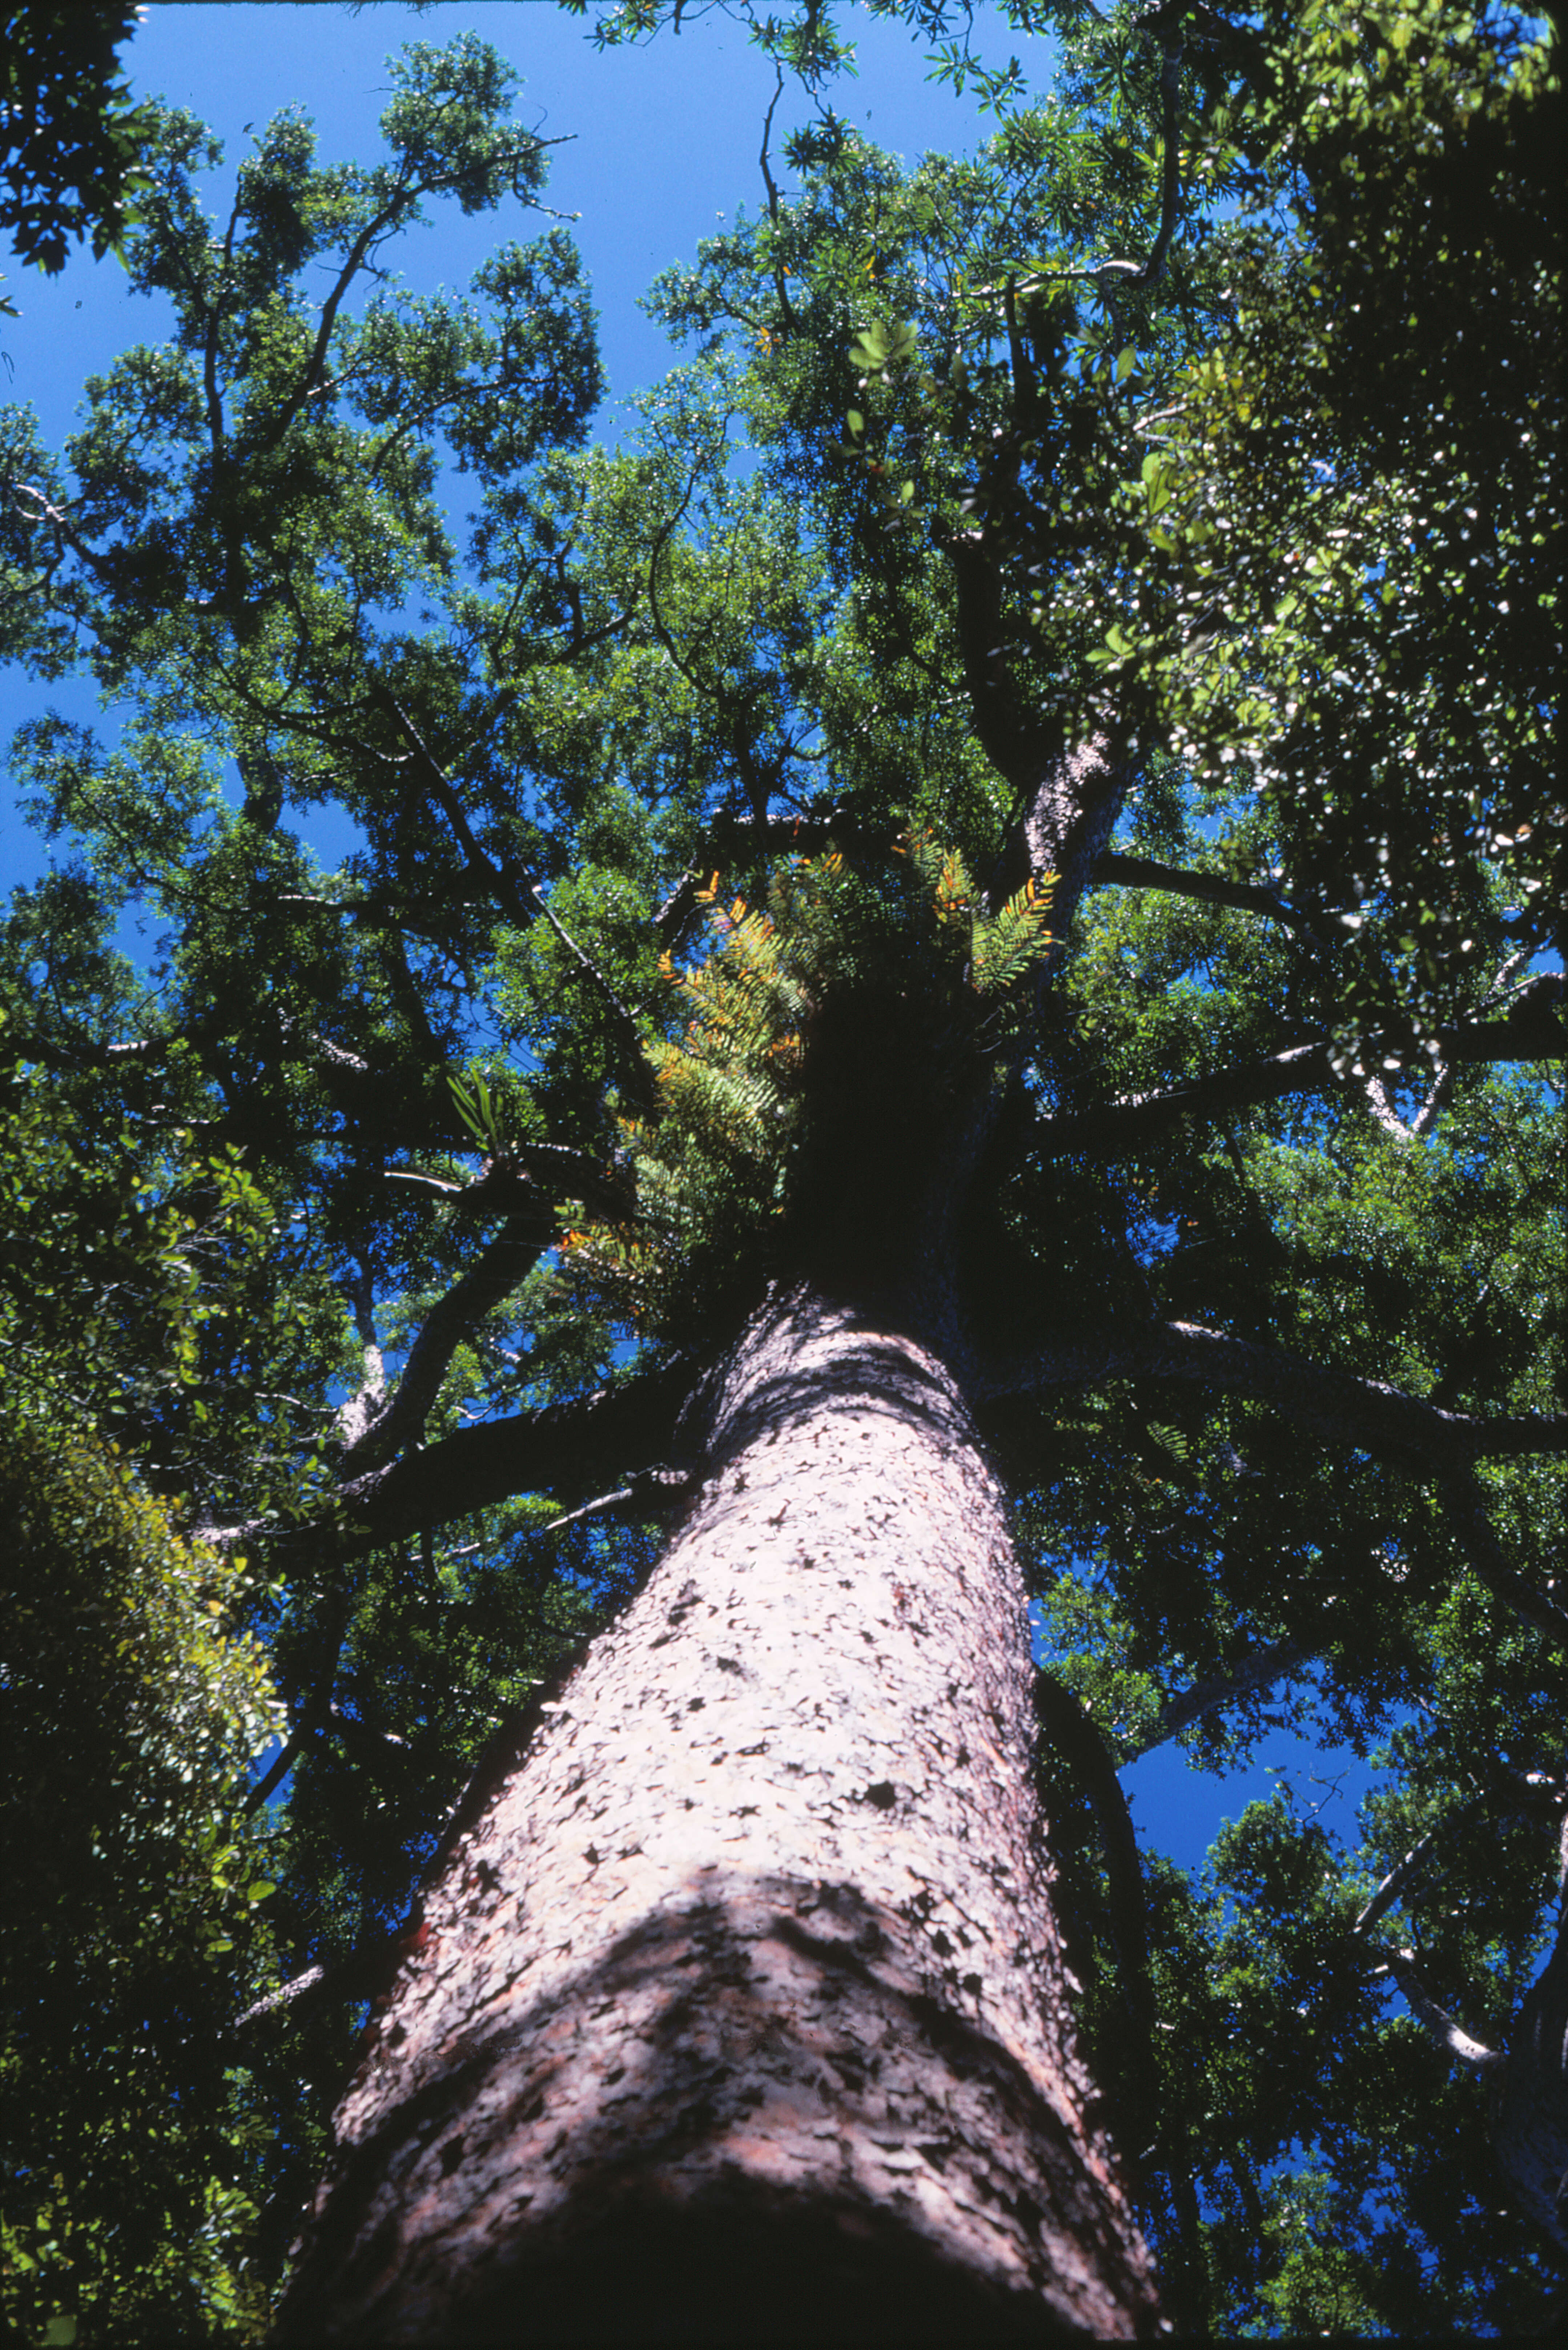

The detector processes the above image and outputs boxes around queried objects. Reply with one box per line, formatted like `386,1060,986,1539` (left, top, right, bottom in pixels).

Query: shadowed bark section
1492,1897,1568,2256
272,1285,1159,2343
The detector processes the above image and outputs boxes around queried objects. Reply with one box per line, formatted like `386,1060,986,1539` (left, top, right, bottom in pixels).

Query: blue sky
0,0,1400,1884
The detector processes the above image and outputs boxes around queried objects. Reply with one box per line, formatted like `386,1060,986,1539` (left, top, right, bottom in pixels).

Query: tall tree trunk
273,1285,1160,2343
1492,1879,1568,2258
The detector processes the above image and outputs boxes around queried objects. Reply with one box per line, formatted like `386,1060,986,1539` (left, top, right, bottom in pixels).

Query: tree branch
978,1320,1568,1639
1352,1823,1449,1941
335,1263,386,1454
241,1591,351,1818
1440,1467,1568,1650
387,1144,635,1227
527,883,660,1117
544,1462,696,1533
237,1352,697,1577
982,1317,1568,1469
1123,1639,1312,1759
341,1214,553,1475
1376,1947,1504,2072
1137,13,1186,287
9,478,118,585
1,1024,167,1074
1093,850,1338,943
1036,1673,1206,2328
1039,979,1566,1156
1037,1674,1151,2021
371,683,536,927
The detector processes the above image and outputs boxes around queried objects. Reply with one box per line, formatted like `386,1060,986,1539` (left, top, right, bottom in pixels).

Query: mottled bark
273,1284,1159,2344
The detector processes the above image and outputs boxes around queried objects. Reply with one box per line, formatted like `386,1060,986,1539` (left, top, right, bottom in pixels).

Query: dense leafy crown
0,3,1562,2339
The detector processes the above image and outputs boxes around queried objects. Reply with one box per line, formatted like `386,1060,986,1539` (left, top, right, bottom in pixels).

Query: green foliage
0,3,154,278
0,9,1561,2336
1,1389,283,2347
556,835,1056,1332
1101,1,1562,1053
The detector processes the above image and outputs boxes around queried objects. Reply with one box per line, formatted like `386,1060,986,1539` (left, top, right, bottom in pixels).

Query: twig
546,1461,695,1533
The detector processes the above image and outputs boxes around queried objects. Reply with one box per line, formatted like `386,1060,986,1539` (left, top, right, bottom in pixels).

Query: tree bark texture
1493,1898,1568,2257
273,1285,1160,2343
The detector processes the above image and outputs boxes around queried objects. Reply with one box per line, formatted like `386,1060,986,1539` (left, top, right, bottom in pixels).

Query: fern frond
971,870,1057,996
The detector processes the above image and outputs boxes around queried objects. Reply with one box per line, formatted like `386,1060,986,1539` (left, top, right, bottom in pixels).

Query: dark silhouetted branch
232,1353,696,1580
1093,851,1338,942
1040,979,1565,1155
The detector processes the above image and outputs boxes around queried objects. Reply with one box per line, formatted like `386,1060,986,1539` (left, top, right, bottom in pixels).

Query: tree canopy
1,1,153,314
0,4,1562,2339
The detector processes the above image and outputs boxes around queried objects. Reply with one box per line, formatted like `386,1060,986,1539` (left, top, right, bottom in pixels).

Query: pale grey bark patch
274,1285,1159,2343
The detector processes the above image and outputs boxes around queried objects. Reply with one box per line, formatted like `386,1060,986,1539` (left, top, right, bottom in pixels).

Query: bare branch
235,1961,328,2031
544,1484,636,1533
544,1462,695,1533
757,65,797,331
1361,1073,1414,1143
384,1170,467,1201
9,479,117,584
1353,1824,1447,1941
1376,1947,1504,2072
1037,1674,1151,2020
1123,1639,1312,1760
1409,1063,1453,1141
1344,1778,1561,1943
335,1264,386,1454
1,1024,167,1074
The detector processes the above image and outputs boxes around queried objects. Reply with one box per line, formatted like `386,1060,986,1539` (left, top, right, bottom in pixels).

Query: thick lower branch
1092,852,1338,942
978,1321,1568,1642
980,1318,1568,1476
246,1354,696,1577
